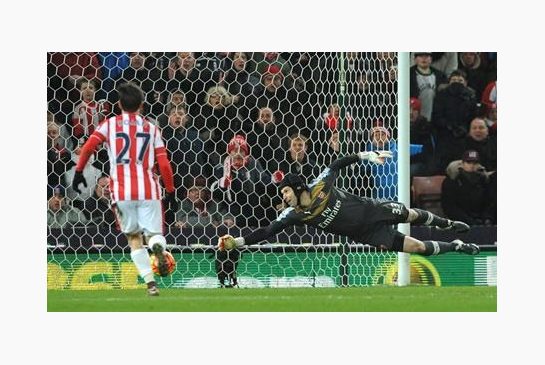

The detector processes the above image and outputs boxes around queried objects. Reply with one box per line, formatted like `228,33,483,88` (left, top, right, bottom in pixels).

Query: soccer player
72,82,178,296
218,151,480,257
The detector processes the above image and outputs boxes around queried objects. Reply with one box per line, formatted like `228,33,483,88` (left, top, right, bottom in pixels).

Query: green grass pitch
48,286,496,312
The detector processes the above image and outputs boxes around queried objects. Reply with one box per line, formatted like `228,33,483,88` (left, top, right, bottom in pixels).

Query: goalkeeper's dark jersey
243,155,408,247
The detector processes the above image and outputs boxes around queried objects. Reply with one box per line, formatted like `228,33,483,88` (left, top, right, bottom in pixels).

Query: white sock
130,248,155,283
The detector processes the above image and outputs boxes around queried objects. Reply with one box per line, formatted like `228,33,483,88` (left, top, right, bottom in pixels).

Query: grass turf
48,286,496,312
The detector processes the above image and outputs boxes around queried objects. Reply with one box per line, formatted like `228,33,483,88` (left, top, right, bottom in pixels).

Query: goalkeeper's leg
408,208,470,233
399,235,480,256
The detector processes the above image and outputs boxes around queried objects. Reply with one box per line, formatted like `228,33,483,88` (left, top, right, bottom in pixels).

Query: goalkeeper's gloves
163,191,179,211
217,235,244,251
358,151,393,165
72,171,87,194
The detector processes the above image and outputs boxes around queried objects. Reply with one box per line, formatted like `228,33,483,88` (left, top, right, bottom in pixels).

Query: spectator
47,185,89,228
161,52,200,109
47,121,72,189
410,52,448,121
462,117,497,172
483,103,497,135
360,125,398,200
114,52,163,117
47,52,103,123
247,64,304,135
167,52,224,114
439,116,497,177
409,97,435,177
410,52,458,78
322,103,353,131
64,137,103,210
174,176,228,229
285,52,321,93
310,105,347,168
242,106,288,174
432,69,479,173
481,80,497,112
222,52,259,120
345,70,372,126
161,106,210,203
193,85,242,167
68,77,111,151
255,52,291,78
441,150,495,225
458,52,490,101
82,175,117,229
157,90,187,128
278,134,321,180
211,135,276,227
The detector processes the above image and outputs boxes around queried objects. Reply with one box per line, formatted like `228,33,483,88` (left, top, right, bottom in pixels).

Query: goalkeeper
218,151,480,256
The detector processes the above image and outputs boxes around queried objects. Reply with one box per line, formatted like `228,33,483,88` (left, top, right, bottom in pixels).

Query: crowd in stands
47,52,497,231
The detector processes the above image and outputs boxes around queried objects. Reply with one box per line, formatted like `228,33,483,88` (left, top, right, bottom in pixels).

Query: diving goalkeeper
217,151,480,256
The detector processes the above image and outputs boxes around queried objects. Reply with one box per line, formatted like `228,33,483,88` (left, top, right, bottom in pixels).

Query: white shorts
113,200,163,236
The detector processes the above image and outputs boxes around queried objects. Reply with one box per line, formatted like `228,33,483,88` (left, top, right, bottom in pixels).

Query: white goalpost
397,51,411,286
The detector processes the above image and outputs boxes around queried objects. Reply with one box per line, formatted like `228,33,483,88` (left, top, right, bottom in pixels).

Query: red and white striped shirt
71,100,110,138
89,113,168,202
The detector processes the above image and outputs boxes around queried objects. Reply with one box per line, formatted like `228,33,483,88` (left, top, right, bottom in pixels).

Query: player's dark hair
117,82,144,112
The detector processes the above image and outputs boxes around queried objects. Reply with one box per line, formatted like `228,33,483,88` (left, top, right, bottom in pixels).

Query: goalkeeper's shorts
353,224,406,252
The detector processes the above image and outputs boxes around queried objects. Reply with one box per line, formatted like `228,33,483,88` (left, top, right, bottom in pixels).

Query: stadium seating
411,175,446,217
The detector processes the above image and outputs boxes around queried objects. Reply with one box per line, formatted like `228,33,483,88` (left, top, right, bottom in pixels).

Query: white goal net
47,52,401,289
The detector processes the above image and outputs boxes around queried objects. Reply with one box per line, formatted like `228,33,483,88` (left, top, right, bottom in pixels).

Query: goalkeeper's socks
412,208,450,228
422,240,455,256
131,248,155,283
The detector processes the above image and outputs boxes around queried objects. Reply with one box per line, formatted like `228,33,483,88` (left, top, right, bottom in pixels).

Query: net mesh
47,52,400,289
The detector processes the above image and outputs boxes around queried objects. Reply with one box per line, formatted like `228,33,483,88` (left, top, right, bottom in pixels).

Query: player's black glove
72,171,87,194
163,191,179,211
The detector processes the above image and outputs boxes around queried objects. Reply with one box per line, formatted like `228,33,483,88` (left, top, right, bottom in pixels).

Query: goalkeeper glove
218,234,238,251
358,151,393,165
163,191,179,211
72,171,87,194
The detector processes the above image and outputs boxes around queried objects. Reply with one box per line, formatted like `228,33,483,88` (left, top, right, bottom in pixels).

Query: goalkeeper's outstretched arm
218,220,288,251
328,151,393,172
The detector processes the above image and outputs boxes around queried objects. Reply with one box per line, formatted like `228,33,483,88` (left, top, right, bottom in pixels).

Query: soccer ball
150,251,176,276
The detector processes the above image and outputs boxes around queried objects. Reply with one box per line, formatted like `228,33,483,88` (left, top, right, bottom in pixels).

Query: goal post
397,51,411,286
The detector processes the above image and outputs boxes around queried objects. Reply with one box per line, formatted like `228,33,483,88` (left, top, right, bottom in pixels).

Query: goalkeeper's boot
452,239,480,255
147,282,160,296
152,243,169,277
437,220,470,233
